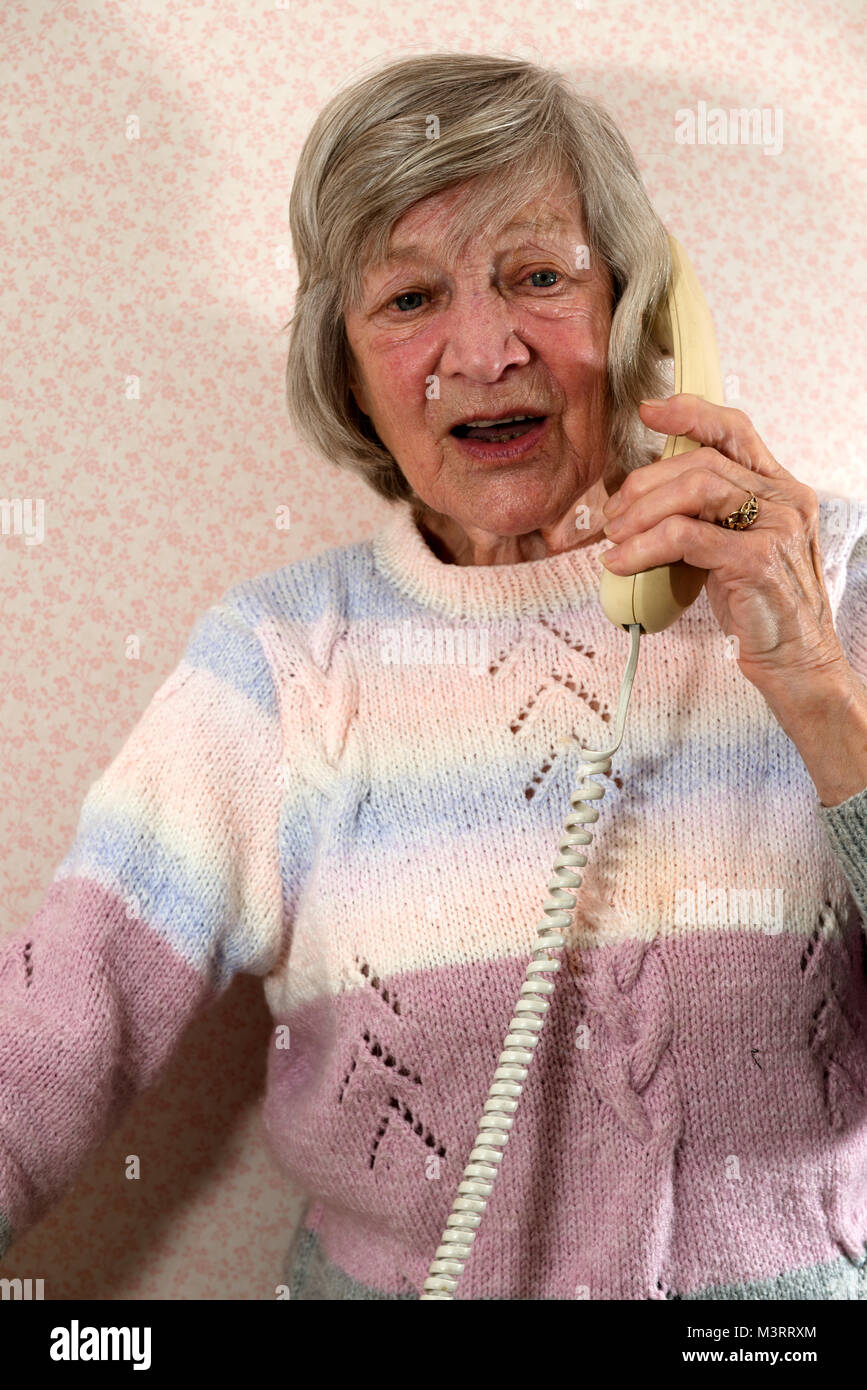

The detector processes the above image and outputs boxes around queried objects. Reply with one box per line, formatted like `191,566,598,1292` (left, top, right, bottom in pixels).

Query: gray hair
283,50,673,504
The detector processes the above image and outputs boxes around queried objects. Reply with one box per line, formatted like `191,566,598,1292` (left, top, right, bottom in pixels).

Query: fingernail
603,493,624,517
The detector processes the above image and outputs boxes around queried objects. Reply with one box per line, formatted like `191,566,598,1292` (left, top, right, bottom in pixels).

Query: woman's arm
818,783,867,924
771,511,867,922
759,662,867,809
0,600,285,1259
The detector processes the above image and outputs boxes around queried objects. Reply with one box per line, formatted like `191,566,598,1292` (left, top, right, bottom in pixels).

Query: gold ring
718,492,759,530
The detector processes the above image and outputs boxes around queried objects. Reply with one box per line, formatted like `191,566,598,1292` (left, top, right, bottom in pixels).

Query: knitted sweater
2,496,867,1301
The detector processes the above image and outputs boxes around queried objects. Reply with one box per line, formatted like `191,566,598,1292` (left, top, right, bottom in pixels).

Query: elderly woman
2,53,866,1304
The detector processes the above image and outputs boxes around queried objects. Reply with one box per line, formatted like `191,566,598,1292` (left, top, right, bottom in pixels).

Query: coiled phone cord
420,622,643,1299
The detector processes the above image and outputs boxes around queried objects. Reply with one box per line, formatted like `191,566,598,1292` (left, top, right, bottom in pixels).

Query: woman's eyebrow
502,214,574,235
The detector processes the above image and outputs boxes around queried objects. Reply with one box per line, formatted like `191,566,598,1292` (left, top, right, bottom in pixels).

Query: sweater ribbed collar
371,502,610,621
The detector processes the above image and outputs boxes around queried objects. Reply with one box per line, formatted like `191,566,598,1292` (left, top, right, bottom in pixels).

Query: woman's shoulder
183,530,387,691
215,530,381,629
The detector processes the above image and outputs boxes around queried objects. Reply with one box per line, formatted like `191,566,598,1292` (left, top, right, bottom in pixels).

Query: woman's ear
348,373,370,417
346,338,370,416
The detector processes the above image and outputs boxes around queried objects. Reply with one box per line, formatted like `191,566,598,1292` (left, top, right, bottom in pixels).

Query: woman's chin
456,486,584,538
413,465,607,541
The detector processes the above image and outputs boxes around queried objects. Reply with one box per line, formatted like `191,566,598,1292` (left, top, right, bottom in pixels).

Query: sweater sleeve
0,599,285,1261
817,504,867,921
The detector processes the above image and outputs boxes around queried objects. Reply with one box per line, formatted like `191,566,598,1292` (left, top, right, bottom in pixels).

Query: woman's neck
411,471,624,566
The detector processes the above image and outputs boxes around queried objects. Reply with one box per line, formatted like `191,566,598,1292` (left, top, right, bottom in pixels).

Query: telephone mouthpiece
599,560,707,634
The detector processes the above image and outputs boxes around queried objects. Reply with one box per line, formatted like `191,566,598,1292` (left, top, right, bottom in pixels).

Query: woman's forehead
395,170,582,234
368,187,587,274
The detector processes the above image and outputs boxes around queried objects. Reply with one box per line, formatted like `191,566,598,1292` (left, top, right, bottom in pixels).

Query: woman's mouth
449,415,549,461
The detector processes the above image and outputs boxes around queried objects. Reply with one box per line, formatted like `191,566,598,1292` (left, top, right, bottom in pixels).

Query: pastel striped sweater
2,496,867,1301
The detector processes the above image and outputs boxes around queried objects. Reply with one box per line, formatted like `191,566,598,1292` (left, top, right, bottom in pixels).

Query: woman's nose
437,292,532,381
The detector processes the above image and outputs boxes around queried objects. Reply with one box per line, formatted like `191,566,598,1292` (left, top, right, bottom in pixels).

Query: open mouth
450,415,547,443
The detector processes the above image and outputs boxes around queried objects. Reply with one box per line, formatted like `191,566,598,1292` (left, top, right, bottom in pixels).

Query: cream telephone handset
600,234,725,633
420,237,724,1299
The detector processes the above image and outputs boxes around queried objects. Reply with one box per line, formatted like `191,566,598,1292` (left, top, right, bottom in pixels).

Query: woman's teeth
453,415,543,442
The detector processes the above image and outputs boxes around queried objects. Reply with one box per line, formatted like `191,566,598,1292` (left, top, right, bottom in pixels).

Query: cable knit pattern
577,938,675,1146
1,496,867,1300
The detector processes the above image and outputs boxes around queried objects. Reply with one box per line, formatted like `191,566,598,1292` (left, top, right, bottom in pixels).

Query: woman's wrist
756,659,867,808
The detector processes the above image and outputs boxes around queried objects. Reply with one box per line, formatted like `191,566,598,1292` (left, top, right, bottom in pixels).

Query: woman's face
344,170,616,542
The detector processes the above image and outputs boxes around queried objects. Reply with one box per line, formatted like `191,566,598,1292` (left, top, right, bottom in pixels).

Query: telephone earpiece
599,234,725,634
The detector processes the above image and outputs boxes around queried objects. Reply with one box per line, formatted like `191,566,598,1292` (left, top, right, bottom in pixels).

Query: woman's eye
391,291,426,312
386,270,562,313
526,269,561,288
